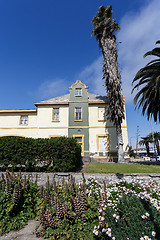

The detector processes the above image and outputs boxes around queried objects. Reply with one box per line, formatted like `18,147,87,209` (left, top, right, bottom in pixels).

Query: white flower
112,237,116,240
144,236,148,240
140,238,144,240
108,232,112,237
93,230,99,236
152,231,156,236
99,216,105,221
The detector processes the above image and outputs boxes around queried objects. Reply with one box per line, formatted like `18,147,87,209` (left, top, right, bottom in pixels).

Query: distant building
0,80,128,160
135,147,156,157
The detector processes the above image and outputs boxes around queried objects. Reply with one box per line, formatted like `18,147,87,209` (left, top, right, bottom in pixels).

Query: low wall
0,172,160,186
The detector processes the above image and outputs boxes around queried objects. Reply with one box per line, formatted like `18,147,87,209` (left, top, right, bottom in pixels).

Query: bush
0,136,81,172
93,181,160,240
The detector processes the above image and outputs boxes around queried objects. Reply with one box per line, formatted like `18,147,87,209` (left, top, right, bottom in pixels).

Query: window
75,107,82,121
75,88,82,96
97,135,109,152
53,108,59,121
20,115,28,125
98,107,106,121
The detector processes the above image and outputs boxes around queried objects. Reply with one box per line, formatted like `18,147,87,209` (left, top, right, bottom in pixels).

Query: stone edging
0,172,160,186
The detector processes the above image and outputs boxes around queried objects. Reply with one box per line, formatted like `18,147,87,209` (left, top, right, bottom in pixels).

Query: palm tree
127,145,136,158
92,5,125,162
132,41,160,122
139,136,152,157
148,132,160,155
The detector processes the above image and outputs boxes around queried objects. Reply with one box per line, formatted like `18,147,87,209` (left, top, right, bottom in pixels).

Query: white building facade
0,81,128,160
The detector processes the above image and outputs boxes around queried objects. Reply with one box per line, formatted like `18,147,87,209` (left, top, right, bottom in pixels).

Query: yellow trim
97,134,110,152
19,115,28,126
84,150,90,152
89,102,109,105
69,80,88,89
70,101,88,103
0,125,127,130
0,135,27,138
73,134,84,156
0,109,37,113
52,107,60,122
39,127,67,129
98,107,106,122
49,135,61,139
74,107,82,121
34,102,68,106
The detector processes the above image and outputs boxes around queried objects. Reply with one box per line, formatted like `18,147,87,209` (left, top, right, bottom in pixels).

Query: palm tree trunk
146,142,150,156
101,36,125,163
117,125,125,163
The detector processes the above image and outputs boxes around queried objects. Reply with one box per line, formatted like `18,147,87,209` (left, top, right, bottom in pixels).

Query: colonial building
0,80,128,160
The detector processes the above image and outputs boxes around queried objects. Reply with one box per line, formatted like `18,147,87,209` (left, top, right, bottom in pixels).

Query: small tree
148,132,160,156
139,136,152,156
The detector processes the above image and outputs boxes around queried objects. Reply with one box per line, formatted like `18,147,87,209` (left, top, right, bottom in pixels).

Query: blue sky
0,0,159,147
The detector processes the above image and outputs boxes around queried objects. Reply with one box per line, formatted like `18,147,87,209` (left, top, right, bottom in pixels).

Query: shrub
93,180,160,240
0,136,81,172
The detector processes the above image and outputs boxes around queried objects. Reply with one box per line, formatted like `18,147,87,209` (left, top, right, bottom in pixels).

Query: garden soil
0,220,44,240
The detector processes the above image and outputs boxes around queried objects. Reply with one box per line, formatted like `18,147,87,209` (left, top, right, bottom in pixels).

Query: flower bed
0,171,160,239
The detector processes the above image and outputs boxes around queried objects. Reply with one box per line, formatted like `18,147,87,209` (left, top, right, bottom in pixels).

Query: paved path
0,220,44,240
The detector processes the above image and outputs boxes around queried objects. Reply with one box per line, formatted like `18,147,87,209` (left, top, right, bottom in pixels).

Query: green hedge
0,136,82,172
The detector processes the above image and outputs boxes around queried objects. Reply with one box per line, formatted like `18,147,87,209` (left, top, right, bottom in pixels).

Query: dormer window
75,88,82,96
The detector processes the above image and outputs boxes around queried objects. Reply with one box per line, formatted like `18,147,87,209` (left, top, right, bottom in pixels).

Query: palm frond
132,41,160,122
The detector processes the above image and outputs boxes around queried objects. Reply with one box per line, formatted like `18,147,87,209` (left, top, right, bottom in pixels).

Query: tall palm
132,41,160,122
148,132,160,155
139,136,152,157
92,5,125,162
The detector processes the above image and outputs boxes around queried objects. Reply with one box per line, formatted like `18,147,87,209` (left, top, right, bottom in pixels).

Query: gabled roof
34,92,109,106
37,94,70,104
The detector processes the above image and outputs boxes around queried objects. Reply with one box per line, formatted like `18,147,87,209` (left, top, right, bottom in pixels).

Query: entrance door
73,135,84,156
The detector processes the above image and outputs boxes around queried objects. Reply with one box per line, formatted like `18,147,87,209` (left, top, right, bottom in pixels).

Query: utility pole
136,126,140,156
150,118,156,158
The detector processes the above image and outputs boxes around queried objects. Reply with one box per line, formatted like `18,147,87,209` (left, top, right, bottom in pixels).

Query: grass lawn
84,162,160,174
